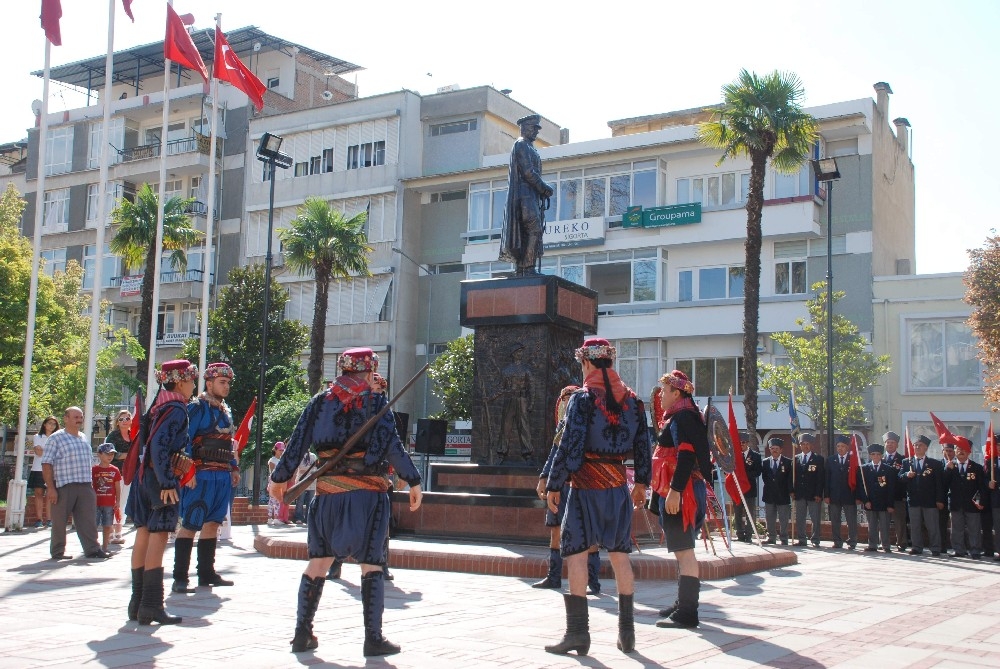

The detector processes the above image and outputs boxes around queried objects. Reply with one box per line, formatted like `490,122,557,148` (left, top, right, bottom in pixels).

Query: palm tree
110,183,203,384
279,197,372,393
698,70,818,437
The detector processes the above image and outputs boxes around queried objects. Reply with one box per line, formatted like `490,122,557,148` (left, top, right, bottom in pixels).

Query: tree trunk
136,246,157,386
742,151,768,438
307,270,330,394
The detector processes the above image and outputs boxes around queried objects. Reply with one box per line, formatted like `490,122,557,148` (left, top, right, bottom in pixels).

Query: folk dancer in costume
269,348,423,657
172,362,240,593
653,370,712,629
534,385,602,594
860,443,896,552
125,360,198,625
543,338,651,656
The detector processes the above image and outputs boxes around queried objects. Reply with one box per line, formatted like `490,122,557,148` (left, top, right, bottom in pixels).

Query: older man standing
41,406,110,560
882,431,909,551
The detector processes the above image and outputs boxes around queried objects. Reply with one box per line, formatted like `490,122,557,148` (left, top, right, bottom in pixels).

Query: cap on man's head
738,429,751,441
868,443,884,454
156,359,198,385
942,442,956,451
575,337,616,363
517,114,541,128
799,433,816,445
835,434,851,446
915,435,932,447
883,431,900,443
338,347,379,373
97,443,116,454
767,437,783,448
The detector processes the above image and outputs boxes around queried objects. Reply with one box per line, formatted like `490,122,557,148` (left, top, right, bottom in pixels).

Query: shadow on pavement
86,625,173,667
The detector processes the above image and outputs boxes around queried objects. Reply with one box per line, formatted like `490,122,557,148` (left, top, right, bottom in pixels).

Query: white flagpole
7,34,54,531
84,0,118,446
146,0,175,400
197,14,222,393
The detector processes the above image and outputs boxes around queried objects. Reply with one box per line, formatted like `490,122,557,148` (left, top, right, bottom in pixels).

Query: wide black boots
197,538,234,586
290,574,324,652
657,575,700,628
532,548,563,588
137,567,182,625
171,537,196,593
127,567,144,621
587,551,602,595
544,594,590,655
362,571,400,656
617,593,635,653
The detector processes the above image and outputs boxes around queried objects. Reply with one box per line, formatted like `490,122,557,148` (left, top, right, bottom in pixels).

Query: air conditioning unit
757,335,768,354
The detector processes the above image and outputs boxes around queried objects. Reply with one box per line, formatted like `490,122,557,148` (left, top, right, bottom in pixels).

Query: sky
2,0,997,274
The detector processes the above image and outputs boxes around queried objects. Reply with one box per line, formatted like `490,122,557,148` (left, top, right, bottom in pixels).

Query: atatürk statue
499,114,554,276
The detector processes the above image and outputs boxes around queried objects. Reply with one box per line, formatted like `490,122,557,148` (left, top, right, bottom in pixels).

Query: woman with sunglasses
106,409,134,544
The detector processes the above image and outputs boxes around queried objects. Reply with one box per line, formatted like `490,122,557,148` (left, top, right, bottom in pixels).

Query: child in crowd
92,443,122,551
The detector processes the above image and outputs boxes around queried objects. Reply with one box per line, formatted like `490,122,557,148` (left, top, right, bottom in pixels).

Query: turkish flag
724,391,750,503
122,0,135,22
986,420,995,461
234,397,257,457
121,390,144,485
164,5,208,82
40,0,62,45
904,427,915,460
214,28,266,111
847,434,860,492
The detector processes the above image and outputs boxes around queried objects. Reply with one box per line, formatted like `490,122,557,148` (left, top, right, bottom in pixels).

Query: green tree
181,264,308,424
759,282,890,453
698,70,818,435
965,234,1000,407
428,334,474,422
110,183,202,384
278,197,371,394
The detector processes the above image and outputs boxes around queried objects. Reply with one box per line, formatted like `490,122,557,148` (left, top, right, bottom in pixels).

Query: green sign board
623,205,644,228
642,203,701,227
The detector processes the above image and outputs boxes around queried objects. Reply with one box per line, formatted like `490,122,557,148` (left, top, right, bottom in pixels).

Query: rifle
282,363,430,504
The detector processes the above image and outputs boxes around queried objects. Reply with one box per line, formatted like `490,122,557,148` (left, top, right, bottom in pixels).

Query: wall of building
870,100,916,276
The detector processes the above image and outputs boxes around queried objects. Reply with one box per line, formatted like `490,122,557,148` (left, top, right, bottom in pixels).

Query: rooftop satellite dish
31,99,42,115
253,42,262,52
321,91,334,101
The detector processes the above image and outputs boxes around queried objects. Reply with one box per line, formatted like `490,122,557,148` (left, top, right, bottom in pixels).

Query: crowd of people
735,428,1000,560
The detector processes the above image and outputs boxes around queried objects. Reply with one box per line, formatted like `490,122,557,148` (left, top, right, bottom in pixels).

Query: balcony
108,269,210,303
115,135,219,183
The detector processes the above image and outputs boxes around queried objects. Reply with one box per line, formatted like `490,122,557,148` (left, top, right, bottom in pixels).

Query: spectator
105,409,133,544
29,416,59,528
92,443,122,552
41,406,111,560
294,451,318,525
267,442,290,526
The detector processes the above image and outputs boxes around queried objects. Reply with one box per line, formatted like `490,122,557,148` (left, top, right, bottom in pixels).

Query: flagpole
146,0,175,400
7,33,54,531
789,386,798,543
84,0,118,445
197,14,222,392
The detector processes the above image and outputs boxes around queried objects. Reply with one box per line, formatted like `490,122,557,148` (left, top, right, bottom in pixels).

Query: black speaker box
415,418,447,455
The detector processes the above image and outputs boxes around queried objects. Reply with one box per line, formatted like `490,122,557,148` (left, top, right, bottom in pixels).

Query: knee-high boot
656,575,700,628
290,574,324,652
383,534,394,581
617,593,635,653
532,548,562,588
197,537,233,586
362,571,401,656
544,593,590,655
587,551,602,594
127,567,144,621
137,567,182,625
171,537,195,593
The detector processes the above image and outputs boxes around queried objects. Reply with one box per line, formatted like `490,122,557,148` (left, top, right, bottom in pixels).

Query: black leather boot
326,559,343,580
290,574,324,652
137,567,182,625
658,598,679,618
544,594,590,655
657,575,700,628
617,593,635,653
171,537,195,593
532,549,562,588
362,571,400,656
127,567,144,621
197,538,233,586
383,535,394,581
587,551,602,594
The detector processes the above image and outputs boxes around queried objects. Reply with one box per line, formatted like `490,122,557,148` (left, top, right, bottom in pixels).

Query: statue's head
517,114,542,141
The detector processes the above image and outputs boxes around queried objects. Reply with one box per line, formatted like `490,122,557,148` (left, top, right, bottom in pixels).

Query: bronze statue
490,342,534,464
499,114,554,276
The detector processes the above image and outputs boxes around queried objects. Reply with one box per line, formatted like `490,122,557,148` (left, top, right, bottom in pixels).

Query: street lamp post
252,132,292,506
812,157,841,458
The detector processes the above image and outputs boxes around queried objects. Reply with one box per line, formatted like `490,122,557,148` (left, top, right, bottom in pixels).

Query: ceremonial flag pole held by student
850,434,869,498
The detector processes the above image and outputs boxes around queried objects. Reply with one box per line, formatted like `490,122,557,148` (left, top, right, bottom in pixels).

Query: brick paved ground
2,523,999,668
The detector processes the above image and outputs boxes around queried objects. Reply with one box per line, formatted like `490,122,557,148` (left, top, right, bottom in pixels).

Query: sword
282,363,429,504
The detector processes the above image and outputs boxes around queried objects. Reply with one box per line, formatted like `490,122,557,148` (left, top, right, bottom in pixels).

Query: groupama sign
623,203,701,228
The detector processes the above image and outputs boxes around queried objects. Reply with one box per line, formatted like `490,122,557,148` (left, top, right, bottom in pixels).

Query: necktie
961,464,965,475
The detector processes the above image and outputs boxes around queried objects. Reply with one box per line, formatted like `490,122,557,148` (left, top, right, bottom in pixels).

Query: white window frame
45,126,74,176
676,169,749,209
675,356,745,397
42,188,70,233
678,265,745,301
903,316,982,392
430,119,477,136
40,248,67,277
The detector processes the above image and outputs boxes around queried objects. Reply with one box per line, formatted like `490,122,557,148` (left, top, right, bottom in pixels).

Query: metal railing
119,134,220,163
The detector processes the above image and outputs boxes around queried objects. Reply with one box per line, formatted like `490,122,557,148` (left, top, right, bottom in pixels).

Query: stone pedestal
460,275,597,466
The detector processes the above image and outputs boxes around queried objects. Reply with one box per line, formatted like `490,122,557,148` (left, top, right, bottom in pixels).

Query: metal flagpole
84,0,118,446
145,0,175,401
6,32,54,532
197,14,221,392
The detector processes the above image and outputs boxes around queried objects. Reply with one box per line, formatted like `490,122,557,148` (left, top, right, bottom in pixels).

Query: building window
82,244,118,290
679,266,744,301
310,155,321,175
40,248,67,277
613,339,666,396
676,169,749,209
322,148,334,173
675,357,744,397
266,76,279,89
774,261,807,295
545,161,657,223
179,302,199,333
294,161,308,177
431,190,467,203
346,141,386,170
466,261,514,280
468,180,507,241
45,126,74,176
430,119,477,136
42,188,70,233
907,318,981,391
88,118,124,169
